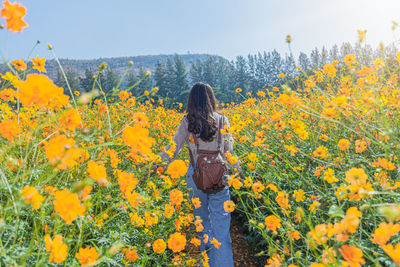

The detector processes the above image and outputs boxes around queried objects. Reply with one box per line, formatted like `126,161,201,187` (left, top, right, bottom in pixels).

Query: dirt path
191,211,259,266
231,212,260,267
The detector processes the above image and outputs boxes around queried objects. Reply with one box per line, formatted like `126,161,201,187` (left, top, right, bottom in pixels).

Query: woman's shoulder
213,111,228,123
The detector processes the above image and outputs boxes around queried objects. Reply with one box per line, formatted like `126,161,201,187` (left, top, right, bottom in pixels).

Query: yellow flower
279,73,286,79
75,246,99,266
344,54,356,65
235,88,242,93
248,152,258,162
153,239,166,254
44,234,68,264
30,55,46,72
223,200,236,213
312,146,329,159
167,232,186,253
53,189,85,225
323,168,338,184
11,59,26,71
338,139,350,151
397,52,400,63
293,189,305,202
166,160,187,179
21,186,45,210
357,29,367,42
164,204,174,218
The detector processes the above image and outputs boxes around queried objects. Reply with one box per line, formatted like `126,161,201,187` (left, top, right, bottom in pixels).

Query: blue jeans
186,160,234,267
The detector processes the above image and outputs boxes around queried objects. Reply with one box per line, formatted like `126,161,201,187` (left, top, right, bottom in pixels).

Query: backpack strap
217,116,223,150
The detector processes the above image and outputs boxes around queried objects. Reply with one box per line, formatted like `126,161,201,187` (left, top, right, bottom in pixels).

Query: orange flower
312,146,329,158
53,189,85,225
58,108,82,132
339,245,365,267
118,90,131,101
164,204,174,218
191,197,201,209
382,243,400,265
30,55,46,72
224,200,236,213
21,185,45,210
0,0,28,32
122,124,155,159
194,217,204,232
44,135,83,170
166,160,187,179
122,247,138,263
116,170,138,196
87,160,109,187
345,167,368,186
153,239,166,254
169,189,183,206
44,234,68,264
371,222,400,246
190,237,201,247
288,230,300,240
75,246,99,266
167,232,186,253
338,139,350,151
11,59,26,71
265,215,281,231
0,119,21,141
17,74,69,108
211,237,221,249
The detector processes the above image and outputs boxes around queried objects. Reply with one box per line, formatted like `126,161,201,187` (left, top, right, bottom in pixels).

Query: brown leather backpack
188,117,227,193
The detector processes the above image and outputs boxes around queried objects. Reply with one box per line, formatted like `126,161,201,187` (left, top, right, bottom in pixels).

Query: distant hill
37,54,226,80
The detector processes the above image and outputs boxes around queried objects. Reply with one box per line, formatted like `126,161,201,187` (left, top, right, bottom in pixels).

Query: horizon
2,0,400,62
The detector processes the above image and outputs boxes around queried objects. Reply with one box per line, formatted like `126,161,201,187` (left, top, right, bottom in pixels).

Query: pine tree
126,70,138,95
104,67,119,93
164,58,176,96
154,60,167,96
174,54,189,103
80,68,95,92
135,67,152,96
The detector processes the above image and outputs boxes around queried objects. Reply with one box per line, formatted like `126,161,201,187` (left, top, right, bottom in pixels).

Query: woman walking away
159,83,242,267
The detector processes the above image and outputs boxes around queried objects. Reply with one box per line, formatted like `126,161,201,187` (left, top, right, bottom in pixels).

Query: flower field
3,1,400,266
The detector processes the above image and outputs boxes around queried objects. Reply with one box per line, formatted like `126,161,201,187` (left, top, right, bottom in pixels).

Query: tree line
53,41,399,106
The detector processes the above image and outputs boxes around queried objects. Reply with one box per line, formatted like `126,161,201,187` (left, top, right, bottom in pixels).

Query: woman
159,83,242,266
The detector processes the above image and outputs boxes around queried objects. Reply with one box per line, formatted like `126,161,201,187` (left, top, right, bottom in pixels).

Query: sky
2,0,400,61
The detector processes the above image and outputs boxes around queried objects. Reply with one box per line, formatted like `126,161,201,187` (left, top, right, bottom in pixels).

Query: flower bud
47,43,53,50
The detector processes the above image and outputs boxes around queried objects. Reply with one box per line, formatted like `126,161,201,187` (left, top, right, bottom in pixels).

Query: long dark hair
186,82,218,142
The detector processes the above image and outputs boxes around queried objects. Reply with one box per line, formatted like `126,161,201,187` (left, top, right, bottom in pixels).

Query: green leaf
328,205,344,218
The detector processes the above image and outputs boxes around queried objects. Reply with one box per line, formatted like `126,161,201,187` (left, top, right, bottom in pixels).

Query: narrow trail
231,212,259,267
192,211,259,267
